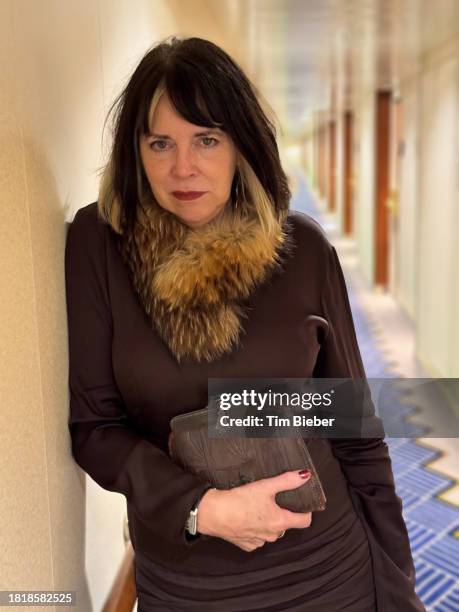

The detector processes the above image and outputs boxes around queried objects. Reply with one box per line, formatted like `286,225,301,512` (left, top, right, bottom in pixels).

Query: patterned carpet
291,170,459,610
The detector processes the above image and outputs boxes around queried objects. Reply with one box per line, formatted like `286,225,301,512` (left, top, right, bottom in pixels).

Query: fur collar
118,200,295,364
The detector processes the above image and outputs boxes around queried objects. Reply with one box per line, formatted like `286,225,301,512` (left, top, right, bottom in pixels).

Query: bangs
140,69,226,137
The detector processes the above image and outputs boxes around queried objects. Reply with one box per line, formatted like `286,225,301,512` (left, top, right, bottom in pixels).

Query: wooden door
343,111,354,235
374,91,391,287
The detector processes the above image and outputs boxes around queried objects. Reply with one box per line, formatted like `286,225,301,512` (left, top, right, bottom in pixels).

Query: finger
263,532,280,543
281,509,312,530
235,541,263,552
264,469,312,495
237,537,265,547
245,538,265,546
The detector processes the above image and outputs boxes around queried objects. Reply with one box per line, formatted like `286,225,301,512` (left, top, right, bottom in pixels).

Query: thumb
265,469,311,495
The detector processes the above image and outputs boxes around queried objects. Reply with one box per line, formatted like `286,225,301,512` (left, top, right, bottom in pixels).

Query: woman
65,36,425,611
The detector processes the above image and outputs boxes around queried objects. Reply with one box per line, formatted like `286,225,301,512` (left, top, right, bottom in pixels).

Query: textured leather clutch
169,403,327,514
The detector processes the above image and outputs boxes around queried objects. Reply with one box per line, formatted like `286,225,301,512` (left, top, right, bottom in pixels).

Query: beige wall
395,74,421,321
416,36,459,376
354,91,376,285
0,1,241,610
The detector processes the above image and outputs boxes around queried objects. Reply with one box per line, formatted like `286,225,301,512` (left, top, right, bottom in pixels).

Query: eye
200,136,219,147
149,139,170,152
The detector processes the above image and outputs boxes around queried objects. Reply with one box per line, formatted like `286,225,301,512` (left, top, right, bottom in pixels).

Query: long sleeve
64,206,212,550
312,242,417,587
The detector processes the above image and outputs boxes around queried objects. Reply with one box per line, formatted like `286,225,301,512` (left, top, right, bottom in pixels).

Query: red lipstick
172,191,207,201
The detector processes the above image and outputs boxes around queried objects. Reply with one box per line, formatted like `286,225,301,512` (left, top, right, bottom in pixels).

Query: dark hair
98,35,291,234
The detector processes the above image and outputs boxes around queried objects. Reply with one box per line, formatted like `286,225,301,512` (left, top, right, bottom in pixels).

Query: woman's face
139,94,238,229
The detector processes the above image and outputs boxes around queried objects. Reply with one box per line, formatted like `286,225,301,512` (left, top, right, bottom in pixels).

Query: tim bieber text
219,414,336,427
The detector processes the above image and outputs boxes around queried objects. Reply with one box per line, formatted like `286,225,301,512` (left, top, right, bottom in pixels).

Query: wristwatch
185,486,214,536
185,504,199,536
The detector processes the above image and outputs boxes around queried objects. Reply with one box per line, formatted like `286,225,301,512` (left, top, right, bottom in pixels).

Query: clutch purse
169,400,327,514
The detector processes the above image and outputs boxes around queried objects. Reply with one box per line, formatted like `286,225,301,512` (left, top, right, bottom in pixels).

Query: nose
171,144,198,177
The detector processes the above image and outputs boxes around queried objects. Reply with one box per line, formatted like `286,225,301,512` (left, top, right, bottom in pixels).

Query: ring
278,530,286,539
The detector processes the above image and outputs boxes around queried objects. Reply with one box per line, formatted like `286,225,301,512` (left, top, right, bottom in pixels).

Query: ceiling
205,0,459,135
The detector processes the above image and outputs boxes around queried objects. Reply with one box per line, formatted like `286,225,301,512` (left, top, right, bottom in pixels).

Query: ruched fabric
135,509,376,611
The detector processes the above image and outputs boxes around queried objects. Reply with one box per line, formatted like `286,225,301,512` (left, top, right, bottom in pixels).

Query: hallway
291,169,459,610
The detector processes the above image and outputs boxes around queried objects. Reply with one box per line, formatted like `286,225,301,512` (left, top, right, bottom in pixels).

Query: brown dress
65,202,426,611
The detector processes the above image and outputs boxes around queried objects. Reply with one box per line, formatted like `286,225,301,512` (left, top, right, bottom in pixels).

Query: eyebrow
147,129,221,138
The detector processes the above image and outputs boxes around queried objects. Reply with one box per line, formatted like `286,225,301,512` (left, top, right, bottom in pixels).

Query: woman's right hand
196,470,313,552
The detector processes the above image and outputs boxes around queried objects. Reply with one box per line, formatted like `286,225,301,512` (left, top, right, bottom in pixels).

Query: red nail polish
299,469,311,479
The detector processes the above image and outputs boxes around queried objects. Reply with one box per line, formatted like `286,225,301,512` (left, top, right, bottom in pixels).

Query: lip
171,191,207,201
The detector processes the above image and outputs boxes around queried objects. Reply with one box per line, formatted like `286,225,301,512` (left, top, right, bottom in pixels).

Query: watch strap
185,485,214,536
